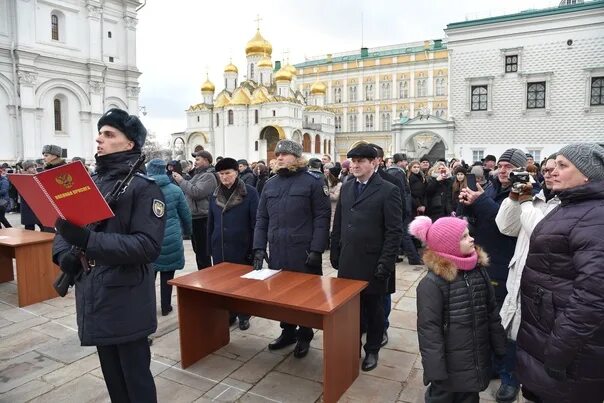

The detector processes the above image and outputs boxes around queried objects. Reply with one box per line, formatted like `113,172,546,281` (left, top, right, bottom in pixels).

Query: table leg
322,293,361,403
0,246,14,283
176,287,230,368
14,242,61,307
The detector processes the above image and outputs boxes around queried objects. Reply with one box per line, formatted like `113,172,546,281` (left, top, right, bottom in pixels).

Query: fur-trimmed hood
423,246,489,282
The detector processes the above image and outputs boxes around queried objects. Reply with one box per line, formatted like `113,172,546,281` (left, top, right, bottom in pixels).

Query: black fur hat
215,157,239,172
97,108,147,150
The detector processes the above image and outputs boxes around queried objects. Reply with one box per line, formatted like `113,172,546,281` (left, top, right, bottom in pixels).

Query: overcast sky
136,0,556,142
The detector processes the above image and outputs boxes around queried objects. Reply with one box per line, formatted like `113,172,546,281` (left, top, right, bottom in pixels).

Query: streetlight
139,106,147,116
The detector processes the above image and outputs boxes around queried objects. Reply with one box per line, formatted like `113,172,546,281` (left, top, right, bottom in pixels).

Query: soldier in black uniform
52,108,166,402
253,139,331,358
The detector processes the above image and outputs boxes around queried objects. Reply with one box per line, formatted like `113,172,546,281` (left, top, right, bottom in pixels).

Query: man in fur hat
42,144,66,170
253,139,331,359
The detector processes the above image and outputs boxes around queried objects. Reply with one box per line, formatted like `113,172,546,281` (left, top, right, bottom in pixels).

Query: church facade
171,29,336,163
0,0,142,163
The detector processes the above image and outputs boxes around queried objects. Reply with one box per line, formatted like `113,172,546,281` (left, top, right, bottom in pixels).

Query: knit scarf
433,250,478,271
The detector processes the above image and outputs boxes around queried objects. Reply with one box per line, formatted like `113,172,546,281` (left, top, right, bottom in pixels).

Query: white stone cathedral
171,28,336,163
0,0,142,163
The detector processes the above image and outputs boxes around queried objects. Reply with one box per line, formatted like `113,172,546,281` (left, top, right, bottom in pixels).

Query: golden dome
284,63,297,76
258,55,272,69
214,92,231,108
224,63,238,74
200,78,215,93
274,67,293,82
245,29,272,57
251,87,270,104
310,81,327,95
229,87,251,105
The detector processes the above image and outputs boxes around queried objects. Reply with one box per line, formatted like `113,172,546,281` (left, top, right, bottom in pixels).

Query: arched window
250,64,255,81
399,81,408,98
314,135,321,153
303,133,311,152
254,109,259,124
416,79,426,97
328,140,332,154
54,98,62,131
216,113,220,127
228,110,234,125
51,14,59,40
436,78,446,96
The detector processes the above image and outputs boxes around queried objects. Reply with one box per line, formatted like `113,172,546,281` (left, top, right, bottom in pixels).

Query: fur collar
272,158,308,175
423,246,489,282
213,179,247,211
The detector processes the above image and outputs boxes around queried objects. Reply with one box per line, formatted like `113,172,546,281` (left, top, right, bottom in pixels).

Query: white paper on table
240,268,282,280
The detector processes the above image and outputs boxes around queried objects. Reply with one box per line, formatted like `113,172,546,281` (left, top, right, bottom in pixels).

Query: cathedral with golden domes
170,28,336,162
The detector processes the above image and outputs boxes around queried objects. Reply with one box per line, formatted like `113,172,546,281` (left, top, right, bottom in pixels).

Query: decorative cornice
127,86,141,97
17,71,38,86
124,16,138,29
89,80,105,94
87,5,102,19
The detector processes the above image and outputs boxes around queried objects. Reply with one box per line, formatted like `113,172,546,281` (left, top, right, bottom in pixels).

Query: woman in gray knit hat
516,143,604,403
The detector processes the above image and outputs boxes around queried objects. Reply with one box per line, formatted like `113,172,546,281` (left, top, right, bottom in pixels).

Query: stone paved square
0,214,517,402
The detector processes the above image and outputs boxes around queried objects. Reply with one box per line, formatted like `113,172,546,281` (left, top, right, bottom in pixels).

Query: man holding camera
459,148,528,403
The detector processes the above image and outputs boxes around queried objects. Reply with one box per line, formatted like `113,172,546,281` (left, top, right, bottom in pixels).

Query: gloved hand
374,263,390,281
58,252,83,277
305,251,322,268
252,249,267,271
330,254,339,270
55,218,90,250
545,365,567,381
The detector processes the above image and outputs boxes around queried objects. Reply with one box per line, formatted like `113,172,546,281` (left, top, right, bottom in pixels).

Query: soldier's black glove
305,251,322,268
545,365,567,381
330,254,339,270
58,252,83,277
374,264,390,281
252,249,267,271
55,218,90,250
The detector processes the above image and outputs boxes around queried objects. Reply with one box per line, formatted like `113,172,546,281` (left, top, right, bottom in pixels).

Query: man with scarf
253,139,331,358
52,108,166,402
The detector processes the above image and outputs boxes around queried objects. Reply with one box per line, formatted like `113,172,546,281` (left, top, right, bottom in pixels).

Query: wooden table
0,228,60,307
169,263,367,403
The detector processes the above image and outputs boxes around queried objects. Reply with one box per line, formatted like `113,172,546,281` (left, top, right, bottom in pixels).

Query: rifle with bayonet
53,154,147,297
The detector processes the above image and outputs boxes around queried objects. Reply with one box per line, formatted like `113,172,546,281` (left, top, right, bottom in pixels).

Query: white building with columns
446,0,604,164
0,0,143,163
172,28,336,163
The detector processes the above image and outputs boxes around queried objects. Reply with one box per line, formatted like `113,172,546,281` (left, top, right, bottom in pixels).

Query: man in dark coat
330,144,403,372
19,160,43,230
238,159,257,187
253,139,331,358
209,157,259,330
459,148,528,403
52,108,166,402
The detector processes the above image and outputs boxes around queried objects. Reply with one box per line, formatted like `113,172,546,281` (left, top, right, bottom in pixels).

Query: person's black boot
238,319,250,331
293,340,310,358
268,333,296,350
496,384,519,403
362,352,378,371
380,330,388,347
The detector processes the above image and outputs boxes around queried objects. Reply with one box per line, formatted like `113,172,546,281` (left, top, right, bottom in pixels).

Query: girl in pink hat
410,215,506,403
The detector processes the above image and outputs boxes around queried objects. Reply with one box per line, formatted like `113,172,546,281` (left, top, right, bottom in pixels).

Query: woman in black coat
516,144,604,403
425,162,454,221
407,160,427,216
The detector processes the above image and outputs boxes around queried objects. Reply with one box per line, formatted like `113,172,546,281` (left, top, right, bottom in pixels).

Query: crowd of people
2,107,602,403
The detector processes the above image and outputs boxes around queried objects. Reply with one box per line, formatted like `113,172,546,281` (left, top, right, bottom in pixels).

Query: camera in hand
509,169,530,192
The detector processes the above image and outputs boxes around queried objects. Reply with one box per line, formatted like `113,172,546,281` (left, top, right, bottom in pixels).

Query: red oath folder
8,161,114,227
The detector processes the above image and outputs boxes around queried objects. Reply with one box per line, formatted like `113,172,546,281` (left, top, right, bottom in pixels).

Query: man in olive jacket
330,144,403,372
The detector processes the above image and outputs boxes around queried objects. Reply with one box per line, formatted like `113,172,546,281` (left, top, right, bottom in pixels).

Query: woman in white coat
495,155,561,340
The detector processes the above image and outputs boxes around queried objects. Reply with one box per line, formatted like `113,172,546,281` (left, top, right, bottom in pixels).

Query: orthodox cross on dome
254,14,263,30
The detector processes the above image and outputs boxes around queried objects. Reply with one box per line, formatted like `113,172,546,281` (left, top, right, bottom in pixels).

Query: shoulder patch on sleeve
305,171,321,179
135,172,155,182
152,199,165,218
